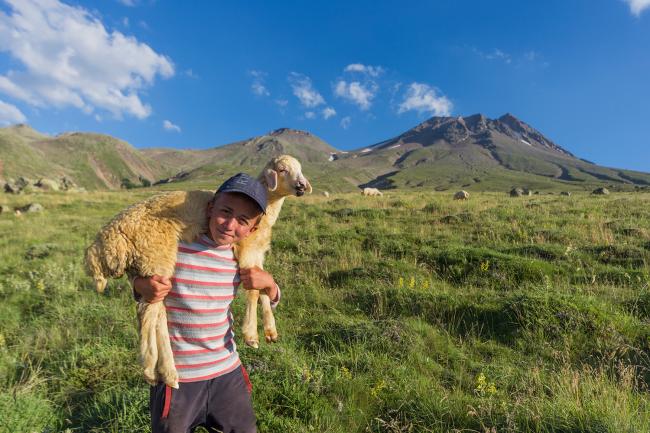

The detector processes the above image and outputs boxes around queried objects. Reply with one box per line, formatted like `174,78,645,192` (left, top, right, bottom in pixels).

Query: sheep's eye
278,169,288,174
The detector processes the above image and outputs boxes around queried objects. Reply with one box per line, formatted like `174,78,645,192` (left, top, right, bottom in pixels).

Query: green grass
0,189,649,432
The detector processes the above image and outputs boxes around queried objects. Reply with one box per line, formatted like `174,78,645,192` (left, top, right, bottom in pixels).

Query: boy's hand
239,267,277,300
134,275,172,303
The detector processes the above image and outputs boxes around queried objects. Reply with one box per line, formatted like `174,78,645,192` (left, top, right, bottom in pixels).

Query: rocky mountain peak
495,113,573,156
269,128,311,137
462,113,489,132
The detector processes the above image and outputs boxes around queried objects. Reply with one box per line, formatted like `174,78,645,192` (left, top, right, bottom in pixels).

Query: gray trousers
150,365,256,433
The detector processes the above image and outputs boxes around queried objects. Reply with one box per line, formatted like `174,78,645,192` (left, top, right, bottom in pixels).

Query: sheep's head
262,155,312,197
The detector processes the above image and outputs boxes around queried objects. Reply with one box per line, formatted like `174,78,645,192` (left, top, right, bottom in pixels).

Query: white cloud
251,82,269,96
0,0,174,119
288,72,325,108
304,111,316,119
322,107,336,119
344,63,384,77
340,116,351,129
0,99,26,125
118,0,137,6
490,49,511,63
163,119,181,132
473,47,512,64
334,80,378,110
624,0,650,15
398,82,452,116
249,70,270,96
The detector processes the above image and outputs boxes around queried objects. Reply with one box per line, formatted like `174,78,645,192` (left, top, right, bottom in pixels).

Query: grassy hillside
0,188,648,432
0,125,173,189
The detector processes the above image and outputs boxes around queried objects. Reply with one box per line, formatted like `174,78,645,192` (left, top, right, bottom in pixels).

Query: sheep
453,190,469,200
362,187,383,196
85,155,312,388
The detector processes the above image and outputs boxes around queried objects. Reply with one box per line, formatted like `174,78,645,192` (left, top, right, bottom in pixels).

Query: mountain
141,128,367,191
0,124,173,189
2,115,649,192
329,113,650,191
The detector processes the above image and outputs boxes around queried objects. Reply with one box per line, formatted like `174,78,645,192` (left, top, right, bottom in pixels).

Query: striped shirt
163,234,278,382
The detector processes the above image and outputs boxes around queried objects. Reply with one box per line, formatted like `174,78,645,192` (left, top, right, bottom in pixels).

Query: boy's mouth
215,229,233,239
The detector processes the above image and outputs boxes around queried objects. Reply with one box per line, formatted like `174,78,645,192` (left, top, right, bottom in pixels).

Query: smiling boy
133,173,279,433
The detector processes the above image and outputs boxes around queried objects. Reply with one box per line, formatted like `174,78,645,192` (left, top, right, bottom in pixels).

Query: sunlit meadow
1,189,649,432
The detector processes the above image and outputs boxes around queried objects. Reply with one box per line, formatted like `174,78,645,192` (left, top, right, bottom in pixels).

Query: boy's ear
206,200,214,218
264,169,278,191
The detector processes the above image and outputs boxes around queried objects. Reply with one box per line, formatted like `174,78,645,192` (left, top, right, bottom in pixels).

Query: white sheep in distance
362,187,383,196
85,155,312,388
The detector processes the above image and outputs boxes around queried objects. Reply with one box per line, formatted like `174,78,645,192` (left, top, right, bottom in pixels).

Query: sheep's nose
295,183,305,196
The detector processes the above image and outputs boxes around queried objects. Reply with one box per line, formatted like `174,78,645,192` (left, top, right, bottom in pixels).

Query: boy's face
206,192,262,246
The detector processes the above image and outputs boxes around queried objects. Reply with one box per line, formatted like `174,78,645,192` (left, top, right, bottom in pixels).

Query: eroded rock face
36,178,60,191
17,203,44,213
592,187,610,195
454,190,469,200
4,182,18,194
3,176,80,193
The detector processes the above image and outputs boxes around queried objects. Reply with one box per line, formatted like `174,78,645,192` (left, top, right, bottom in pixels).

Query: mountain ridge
2,114,649,192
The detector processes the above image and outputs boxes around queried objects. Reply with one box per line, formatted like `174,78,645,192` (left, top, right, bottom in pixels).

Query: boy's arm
127,270,172,303
240,267,281,308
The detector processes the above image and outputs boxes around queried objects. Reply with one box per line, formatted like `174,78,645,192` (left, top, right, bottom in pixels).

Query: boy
133,173,279,433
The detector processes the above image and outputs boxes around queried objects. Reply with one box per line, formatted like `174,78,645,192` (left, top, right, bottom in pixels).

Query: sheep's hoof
143,368,157,386
159,368,179,389
265,330,278,343
245,339,259,349
164,379,179,389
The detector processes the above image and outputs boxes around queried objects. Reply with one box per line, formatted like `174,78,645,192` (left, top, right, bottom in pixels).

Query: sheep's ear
265,169,278,191
305,177,313,194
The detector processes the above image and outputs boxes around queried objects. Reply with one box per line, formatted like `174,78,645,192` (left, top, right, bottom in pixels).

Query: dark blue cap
216,173,267,214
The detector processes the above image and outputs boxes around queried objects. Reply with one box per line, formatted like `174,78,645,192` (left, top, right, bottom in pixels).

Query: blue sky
0,0,649,172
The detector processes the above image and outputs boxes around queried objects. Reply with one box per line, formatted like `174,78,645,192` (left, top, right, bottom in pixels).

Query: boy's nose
223,217,237,230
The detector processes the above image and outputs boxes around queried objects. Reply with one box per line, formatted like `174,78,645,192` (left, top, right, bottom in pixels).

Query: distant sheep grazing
85,155,311,388
453,190,469,200
362,187,383,196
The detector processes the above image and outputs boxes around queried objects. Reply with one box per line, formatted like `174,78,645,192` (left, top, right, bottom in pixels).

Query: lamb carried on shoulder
85,155,312,388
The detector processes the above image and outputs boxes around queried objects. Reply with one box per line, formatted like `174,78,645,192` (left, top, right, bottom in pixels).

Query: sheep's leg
260,292,278,342
242,289,260,348
137,302,159,385
155,305,179,389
